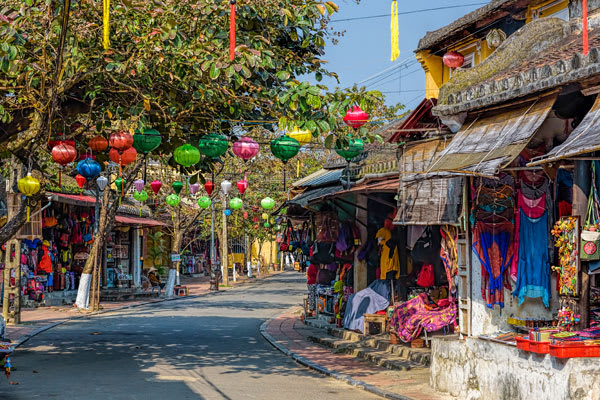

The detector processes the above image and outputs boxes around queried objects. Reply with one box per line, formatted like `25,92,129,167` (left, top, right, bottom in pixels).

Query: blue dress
513,210,551,307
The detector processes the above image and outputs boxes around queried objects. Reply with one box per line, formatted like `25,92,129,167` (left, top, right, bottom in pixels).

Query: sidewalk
261,307,456,400
5,270,282,346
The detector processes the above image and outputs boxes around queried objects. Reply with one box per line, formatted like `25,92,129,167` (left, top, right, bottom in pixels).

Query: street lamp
220,180,232,286
94,175,108,233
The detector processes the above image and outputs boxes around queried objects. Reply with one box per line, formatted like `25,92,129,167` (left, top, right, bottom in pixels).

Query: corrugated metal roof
300,168,343,188
289,185,345,207
529,95,600,166
291,168,329,188
115,215,166,227
405,95,556,182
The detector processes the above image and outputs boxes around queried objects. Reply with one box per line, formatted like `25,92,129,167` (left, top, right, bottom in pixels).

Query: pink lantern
150,180,162,196
243,211,249,220
442,51,464,69
232,136,259,162
134,179,145,193
343,106,369,130
189,182,200,195
237,178,248,195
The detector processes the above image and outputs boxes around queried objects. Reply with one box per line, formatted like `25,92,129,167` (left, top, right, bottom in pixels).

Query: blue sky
318,1,487,111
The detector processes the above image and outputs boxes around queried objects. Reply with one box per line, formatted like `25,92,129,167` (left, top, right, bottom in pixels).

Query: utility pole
222,194,229,287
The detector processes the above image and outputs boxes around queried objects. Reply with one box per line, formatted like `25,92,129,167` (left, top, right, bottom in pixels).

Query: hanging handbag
581,164,600,261
301,221,312,256
279,220,290,252
417,264,435,287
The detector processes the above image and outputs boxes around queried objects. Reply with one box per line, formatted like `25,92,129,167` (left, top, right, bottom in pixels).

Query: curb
10,270,283,349
259,309,414,400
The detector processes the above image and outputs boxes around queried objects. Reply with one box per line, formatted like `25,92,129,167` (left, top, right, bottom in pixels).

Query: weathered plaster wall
470,250,559,336
431,337,600,400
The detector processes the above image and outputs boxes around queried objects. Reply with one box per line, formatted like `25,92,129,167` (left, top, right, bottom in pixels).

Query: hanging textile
440,225,458,297
510,190,546,281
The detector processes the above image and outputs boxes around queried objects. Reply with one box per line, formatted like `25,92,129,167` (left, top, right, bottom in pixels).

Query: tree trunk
165,230,183,298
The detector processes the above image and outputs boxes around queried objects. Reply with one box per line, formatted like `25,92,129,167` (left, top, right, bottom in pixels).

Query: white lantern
96,175,109,192
220,180,232,196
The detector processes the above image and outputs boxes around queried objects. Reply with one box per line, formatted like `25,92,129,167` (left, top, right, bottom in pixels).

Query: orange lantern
89,136,109,152
109,131,133,151
109,147,137,166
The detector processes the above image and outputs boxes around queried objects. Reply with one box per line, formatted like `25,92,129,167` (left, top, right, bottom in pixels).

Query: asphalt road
0,272,380,400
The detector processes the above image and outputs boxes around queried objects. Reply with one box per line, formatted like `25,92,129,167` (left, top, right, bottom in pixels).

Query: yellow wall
417,0,568,99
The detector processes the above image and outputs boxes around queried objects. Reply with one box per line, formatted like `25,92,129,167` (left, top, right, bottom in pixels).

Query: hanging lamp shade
96,175,109,192
150,180,162,196
442,51,464,69
288,127,312,146
133,190,149,202
232,136,259,161
114,177,124,193
270,136,300,164
198,133,229,159
261,197,275,210
75,174,86,189
133,179,145,193
224,209,232,216
221,180,232,195
205,181,215,196
343,106,369,130
237,178,248,195
76,158,102,179
189,183,200,195
198,196,212,209
109,147,137,166
229,197,243,210
335,136,364,162
51,143,77,166
173,144,201,167
89,136,109,152
172,181,184,195
165,193,181,207
133,128,162,154
18,173,40,197
109,131,134,151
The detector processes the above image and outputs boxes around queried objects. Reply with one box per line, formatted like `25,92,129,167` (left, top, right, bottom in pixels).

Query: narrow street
0,272,380,400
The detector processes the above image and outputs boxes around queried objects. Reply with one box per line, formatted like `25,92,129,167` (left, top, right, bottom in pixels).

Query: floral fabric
390,293,456,343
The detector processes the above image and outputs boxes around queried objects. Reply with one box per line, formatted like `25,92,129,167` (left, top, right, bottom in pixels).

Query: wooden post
573,160,592,328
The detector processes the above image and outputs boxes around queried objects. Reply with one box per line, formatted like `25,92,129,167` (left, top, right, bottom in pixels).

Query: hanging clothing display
375,227,400,279
440,225,459,297
510,190,546,281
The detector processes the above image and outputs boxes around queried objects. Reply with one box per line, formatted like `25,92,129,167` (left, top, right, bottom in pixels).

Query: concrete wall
470,250,559,336
431,337,600,400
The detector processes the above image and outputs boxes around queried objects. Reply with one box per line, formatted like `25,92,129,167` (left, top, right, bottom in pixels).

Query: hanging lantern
198,133,229,159
205,181,215,196
133,190,148,202
229,197,243,210
109,131,133,151
224,209,232,216
442,51,464,69
75,174,86,189
261,197,275,210
109,147,137,166
51,143,77,188
232,136,259,162
264,222,270,228
150,180,162,196
165,194,181,207
237,178,248,195
343,106,369,130
189,183,200,196
173,144,201,167
288,127,312,146
17,173,40,222
76,158,102,180
254,224,259,230
253,216,259,223
96,175,108,192
89,136,109,152
198,196,212,209
335,136,365,162
133,179,145,193
133,128,162,154
243,211,248,219
270,136,300,164
79,154,96,161
221,180,232,195
262,212,269,220
172,181,183,195
115,178,124,193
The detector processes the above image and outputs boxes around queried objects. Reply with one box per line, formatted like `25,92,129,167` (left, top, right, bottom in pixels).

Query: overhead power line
329,3,487,23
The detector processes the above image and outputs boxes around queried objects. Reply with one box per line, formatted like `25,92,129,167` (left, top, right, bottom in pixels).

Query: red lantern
89,136,109,152
252,216,259,223
51,143,77,188
75,174,86,189
79,154,96,160
109,147,137,166
204,181,215,196
343,106,369,130
442,51,464,69
243,211,249,220
237,178,248,195
150,180,162,206
109,131,133,151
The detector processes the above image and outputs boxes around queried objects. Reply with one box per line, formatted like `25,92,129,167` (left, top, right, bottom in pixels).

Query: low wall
431,337,600,400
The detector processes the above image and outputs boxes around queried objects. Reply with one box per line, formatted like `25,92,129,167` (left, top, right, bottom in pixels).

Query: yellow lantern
288,126,312,147
17,173,41,222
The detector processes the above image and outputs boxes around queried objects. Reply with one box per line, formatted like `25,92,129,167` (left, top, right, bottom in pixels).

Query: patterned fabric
307,284,317,311
390,293,456,343
343,286,354,302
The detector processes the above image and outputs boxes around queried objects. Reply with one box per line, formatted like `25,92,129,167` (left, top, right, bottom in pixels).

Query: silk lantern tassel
230,0,236,61
390,0,399,61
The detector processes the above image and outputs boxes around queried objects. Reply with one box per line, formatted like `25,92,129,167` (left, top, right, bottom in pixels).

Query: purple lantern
189,182,200,196
134,179,144,193
232,136,259,162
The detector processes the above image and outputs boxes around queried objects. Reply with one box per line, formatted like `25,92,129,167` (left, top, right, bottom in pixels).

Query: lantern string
390,0,400,61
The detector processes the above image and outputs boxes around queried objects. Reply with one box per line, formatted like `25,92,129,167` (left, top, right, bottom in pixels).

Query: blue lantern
76,159,102,180
224,209,232,216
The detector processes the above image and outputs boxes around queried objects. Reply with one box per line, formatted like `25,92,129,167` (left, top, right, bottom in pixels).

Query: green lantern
229,197,243,210
261,197,275,210
165,194,181,207
198,196,212,209
172,181,184,195
264,222,270,228
335,136,364,162
270,136,300,163
133,128,162,154
198,133,229,159
173,144,201,167
133,190,149,202
115,177,123,193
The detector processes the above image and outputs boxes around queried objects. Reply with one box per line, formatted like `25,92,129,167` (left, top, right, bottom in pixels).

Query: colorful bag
417,264,435,287
581,164,600,261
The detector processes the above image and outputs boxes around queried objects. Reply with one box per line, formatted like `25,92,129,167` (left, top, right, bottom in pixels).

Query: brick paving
5,270,281,344
265,308,456,400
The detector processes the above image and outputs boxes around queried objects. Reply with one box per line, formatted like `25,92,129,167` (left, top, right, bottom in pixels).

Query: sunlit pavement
0,272,380,400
